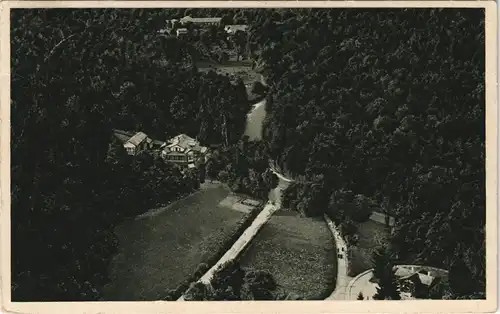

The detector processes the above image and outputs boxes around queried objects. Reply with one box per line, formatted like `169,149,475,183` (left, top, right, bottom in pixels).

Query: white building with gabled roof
179,16,222,25
113,129,153,156
161,134,208,167
224,25,248,34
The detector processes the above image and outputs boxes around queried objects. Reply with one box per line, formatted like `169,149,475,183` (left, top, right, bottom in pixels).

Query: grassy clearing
348,220,390,277
102,185,245,300
196,60,262,98
239,210,337,300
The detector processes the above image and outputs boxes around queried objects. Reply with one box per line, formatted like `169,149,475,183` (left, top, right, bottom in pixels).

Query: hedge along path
177,202,279,301
177,168,290,301
324,214,352,300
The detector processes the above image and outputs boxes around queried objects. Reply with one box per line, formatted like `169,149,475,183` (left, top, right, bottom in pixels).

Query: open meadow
239,210,337,299
348,220,390,277
196,60,262,98
102,185,245,300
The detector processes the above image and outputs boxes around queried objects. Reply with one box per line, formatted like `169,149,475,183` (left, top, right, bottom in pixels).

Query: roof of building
224,25,248,32
153,139,166,146
241,199,260,206
166,134,207,153
127,132,148,146
113,129,135,144
394,267,414,278
180,16,222,24
370,211,395,226
399,272,436,287
177,28,188,32
168,133,195,146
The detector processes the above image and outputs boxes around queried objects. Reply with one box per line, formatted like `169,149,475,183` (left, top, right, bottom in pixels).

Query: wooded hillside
10,8,487,301
11,9,249,301
253,9,485,298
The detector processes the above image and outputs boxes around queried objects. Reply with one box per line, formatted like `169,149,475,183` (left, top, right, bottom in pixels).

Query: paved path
270,165,293,183
178,167,292,301
345,265,449,300
324,214,352,300
178,201,278,301
345,269,376,300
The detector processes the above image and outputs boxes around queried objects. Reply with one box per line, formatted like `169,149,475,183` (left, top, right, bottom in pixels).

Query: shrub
194,263,210,278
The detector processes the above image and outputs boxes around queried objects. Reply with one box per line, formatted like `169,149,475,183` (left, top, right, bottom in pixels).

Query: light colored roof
180,16,221,24
113,129,135,144
165,134,208,153
417,273,435,286
370,211,395,226
127,132,148,146
394,267,414,278
241,199,260,206
188,163,196,168
168,134,195,147
225,25,248,32
176,28,188,33
399,272,436,287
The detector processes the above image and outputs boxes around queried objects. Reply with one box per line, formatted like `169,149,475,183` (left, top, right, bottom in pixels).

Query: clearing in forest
196,60,262,97
239,210,337,299
102,185,245,300
348,220,390,277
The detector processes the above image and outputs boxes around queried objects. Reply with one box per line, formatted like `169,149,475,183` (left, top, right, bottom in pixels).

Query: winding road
324,215,351,300
179,92,349,300
270,162,350,300
178,162,350,301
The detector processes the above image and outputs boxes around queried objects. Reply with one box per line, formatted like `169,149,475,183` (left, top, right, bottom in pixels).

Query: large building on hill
113,129,154,156
161,134,208,168
179,16,222,26
224,24,248,34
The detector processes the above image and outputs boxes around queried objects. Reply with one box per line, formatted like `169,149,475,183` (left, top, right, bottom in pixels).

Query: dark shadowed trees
253,8,485,297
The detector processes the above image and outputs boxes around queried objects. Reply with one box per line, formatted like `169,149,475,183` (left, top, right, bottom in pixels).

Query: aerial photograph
10,7,486,302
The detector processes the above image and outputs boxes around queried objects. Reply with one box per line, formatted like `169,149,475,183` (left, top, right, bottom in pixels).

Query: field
196,60,262,98
348,220,390,277
102,185,245,300
239,210,337,299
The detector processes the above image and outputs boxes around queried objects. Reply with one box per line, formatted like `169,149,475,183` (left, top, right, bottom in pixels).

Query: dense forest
206,136,279,200
167,9,486,299
11,8,487,301
253,9,485,298
11,9,250,301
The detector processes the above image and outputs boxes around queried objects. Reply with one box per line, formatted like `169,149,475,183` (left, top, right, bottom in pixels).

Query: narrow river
243,98,266,141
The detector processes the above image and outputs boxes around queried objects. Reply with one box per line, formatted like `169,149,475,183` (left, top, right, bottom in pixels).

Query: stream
243,98,266,141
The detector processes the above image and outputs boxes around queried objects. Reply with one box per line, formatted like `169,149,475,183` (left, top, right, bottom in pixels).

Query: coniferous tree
373,268,401,300
371,246,392,283
371,246,401,300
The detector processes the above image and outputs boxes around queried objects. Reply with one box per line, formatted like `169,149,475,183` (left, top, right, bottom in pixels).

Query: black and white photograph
1,1,497,313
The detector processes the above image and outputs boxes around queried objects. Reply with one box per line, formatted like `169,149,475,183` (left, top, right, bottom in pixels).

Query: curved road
270,163,350,300
178,89,349,300
178,164,351,301
324,214,351,300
